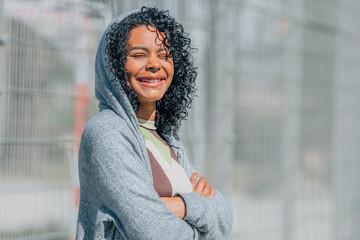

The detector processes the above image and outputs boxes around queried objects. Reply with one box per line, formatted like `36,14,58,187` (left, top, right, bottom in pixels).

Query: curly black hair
105,6,197,134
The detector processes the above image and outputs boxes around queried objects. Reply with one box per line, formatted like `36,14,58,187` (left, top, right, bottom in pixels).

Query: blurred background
1,0,360,239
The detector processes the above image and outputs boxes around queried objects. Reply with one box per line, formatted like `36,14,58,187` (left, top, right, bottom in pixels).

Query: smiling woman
125,25,174,120
76,6,233,240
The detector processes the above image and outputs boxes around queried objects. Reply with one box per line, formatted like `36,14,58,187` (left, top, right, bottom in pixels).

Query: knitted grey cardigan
76,9,233,240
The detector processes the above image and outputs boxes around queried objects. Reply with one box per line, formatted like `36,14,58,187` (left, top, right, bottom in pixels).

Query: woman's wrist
178,196,187,219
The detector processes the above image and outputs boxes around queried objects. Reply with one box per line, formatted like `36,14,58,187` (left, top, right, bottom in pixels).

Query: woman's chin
138,95,164,104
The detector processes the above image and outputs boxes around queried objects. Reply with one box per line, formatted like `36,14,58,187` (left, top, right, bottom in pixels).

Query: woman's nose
145,55,161,72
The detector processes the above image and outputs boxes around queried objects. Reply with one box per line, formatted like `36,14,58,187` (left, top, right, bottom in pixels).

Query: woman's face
125,25,174,105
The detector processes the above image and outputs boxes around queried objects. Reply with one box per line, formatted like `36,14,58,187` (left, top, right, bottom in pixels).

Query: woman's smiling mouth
137,75,166,87
138,78,163,83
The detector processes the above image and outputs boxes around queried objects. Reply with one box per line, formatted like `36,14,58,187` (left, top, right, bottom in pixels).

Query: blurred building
1,0,359,239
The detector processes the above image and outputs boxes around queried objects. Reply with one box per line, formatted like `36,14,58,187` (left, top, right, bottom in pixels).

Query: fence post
281,0,304,239
0,0,4,158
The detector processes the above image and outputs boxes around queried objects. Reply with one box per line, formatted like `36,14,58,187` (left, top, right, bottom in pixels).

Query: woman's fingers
190,172,198,191
209,187,216,198
195,176,207,195
202,182,212,198
190,172,215,198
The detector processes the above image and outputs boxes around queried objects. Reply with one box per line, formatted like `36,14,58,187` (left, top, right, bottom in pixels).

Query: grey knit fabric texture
76,9,233,240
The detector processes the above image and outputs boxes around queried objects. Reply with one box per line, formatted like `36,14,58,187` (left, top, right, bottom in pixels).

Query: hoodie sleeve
176,146,233,240
77,120,200,240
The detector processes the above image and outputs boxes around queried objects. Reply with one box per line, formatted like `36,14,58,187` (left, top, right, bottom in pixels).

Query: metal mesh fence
1,0,360,239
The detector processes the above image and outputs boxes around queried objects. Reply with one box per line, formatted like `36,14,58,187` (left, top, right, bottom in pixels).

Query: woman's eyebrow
128,46,168,52
128,46,148,52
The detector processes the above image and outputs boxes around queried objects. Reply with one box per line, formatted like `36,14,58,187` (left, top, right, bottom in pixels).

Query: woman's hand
160,197,186,219
190,172,216,198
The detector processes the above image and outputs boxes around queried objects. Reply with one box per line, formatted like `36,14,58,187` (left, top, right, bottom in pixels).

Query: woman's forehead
126,25,168,48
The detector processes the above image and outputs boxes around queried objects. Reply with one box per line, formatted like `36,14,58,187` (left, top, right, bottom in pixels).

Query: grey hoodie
76,9,233,240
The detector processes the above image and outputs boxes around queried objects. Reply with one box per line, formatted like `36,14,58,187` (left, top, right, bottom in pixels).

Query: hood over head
94,9,140,136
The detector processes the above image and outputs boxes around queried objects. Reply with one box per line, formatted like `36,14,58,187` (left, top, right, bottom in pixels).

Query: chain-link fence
1,0,360,239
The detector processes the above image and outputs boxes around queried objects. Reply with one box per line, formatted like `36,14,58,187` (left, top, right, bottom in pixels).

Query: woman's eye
159,54,171,59
132,54,146,58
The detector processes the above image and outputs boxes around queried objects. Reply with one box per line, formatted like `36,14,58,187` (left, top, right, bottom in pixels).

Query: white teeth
140,79,161,83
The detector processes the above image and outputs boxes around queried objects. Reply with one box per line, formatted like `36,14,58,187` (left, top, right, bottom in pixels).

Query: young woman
76,7,232,239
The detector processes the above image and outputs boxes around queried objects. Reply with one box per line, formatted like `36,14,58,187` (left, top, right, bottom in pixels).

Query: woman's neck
136,102,156,121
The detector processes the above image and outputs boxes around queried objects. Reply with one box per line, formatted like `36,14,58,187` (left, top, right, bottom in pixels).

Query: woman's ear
125,72,132,89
